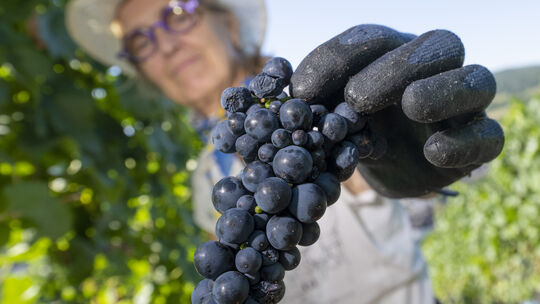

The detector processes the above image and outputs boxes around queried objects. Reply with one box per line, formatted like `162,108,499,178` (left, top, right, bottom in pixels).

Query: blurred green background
1,1,539,303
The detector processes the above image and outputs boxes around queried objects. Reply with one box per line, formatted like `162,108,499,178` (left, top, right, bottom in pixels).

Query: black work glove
290,24,504,198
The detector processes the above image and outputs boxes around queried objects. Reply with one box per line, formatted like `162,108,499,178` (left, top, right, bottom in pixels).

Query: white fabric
192,145,434,304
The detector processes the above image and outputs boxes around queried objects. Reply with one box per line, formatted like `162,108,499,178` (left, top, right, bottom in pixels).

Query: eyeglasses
117,0,200,63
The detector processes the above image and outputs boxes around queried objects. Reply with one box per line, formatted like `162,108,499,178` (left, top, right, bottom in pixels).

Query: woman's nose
155,30,182,56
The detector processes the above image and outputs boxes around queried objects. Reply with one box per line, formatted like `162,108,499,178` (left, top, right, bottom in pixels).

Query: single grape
194,241,234,280
258,143,277,163
272,146,313,184
220,87,252,113
333,102,367,133
227,112,247,135
212,120,238,153
310,148,326,168
212,177,249,214
310,104,329,126
276,91,289,100
329,141,360,173
260,263,285,282
241,161,274,192
244,108,279,143
261,247,279,266
266,215,303,250
216,208,254,245
254,177,292,214
236,195,256,214
235,134,259,159
262,57,293,86
271,128,292,149
246,103,264,116
288,183,327,223
347,132,374,158
253,213,270,230
292,129,308,146
279,247,301,271
319,113,348,142
250,281,286,304
249,73,285,98
306,131,324,150
248,230,269,251
314,173,341,206
235,247,262,274
192,279,213,304
299,222,320,246
212,271,250,304
279,98,313,131
268,100,282,114
245,272,261,286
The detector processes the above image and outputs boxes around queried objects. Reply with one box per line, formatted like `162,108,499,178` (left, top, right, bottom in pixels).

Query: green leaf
0,223,9,246
3,182,72,239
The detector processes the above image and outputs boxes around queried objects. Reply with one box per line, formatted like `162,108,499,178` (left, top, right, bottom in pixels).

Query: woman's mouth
170,54,201,77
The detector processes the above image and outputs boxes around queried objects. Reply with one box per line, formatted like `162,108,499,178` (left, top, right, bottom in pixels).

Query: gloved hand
290,24,504,198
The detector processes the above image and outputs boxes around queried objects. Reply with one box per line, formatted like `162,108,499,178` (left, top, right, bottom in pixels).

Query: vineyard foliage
0,1,204,303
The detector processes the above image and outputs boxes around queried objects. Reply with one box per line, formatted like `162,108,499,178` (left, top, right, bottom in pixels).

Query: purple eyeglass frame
117,0,200,63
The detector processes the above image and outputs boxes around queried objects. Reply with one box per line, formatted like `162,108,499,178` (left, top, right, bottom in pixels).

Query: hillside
488,65,540,118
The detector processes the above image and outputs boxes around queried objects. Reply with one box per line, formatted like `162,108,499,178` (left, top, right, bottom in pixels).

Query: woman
66,0,435,303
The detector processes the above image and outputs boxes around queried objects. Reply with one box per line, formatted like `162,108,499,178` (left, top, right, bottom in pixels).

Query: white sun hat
65,0,266,76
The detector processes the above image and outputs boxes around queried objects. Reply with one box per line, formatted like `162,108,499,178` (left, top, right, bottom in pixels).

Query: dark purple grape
266,215,303,251
244,297,259,303
279,98,313,131
235,134,259,159
249,73,285,98
279,247,301,271
347,132,374,158
319,113,348,142
271,129,292,149
212,271,249,304
248,230,269,252
288,183,327,223
261,247,279,266
314,173,341,206
299,222,320,246
310,104,329,126
306,131,324,150
330,141,360,172
212,120,238,153
258,143,277,163
212,177,249,214
277,91,289,100
244,108,279,143
268,100,282,114
245,272,260,286
292,130,308,146
227,112,247,135
310,149,326,168
194,241,234,280
262,57,293,86
260,263,285,282
253,213,270,230
241,161,274,192
192,279,213,304
254,177,292,214
235,247,262,274
216,208,254,245
334,102,367,133
246,103,264,116
250,281,286,304
220,87,252,113
236,195,256,213
272,146,313,184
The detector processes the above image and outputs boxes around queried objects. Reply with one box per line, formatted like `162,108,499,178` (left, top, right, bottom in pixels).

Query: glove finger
424,117,504,168
402,65,496,123
290,24,414,106
345,30,465,114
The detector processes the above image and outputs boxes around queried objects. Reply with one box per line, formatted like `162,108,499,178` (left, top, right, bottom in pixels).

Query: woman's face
117,0,241,113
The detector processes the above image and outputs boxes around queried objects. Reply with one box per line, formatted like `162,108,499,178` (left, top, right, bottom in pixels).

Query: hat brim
66,0,266,77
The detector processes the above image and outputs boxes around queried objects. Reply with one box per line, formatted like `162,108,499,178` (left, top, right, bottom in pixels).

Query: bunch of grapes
191,57,386,304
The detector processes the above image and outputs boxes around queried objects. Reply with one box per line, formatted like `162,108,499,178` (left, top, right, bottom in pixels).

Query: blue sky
262,0,540,73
